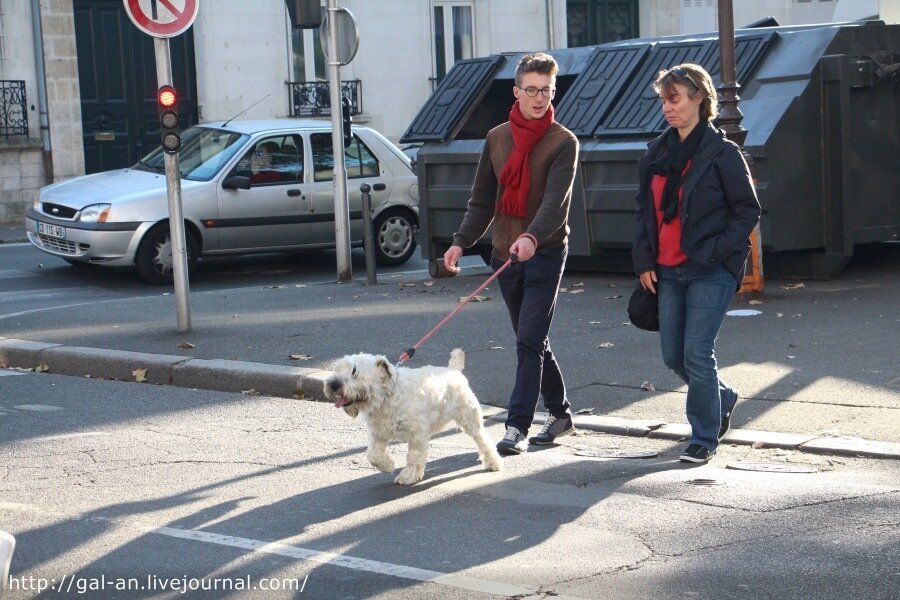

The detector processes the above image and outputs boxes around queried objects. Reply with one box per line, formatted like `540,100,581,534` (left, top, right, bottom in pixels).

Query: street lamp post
716,0,746,146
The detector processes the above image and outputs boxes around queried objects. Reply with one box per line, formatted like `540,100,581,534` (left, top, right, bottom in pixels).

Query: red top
651,162,691,267
250,170,281,185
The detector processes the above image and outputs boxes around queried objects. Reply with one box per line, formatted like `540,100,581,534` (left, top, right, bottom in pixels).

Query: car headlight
79,204,112,223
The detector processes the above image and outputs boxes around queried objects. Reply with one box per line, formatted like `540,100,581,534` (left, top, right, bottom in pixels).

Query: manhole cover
574,449,658,459
727,462,819,474
685,478,724,486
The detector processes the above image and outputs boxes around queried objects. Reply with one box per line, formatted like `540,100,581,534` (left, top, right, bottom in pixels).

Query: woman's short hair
652,63,719,121
515,52,559,86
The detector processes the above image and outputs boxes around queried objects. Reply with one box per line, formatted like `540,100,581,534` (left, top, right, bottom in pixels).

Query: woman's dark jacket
632,121,761,283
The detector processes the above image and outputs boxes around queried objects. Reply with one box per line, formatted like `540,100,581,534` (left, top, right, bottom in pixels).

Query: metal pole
327,0,352,282
360,183,376,285
154,37,192,332
716,0,746,146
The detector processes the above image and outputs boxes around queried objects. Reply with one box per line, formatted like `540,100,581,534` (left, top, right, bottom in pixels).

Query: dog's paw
394,466,425,485
369,456,395,473
483,451,504,471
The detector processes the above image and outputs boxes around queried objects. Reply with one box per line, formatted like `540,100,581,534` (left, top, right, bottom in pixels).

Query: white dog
324,349,503,485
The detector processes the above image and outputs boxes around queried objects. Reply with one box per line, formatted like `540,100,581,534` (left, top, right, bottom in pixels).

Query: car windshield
134,126,249,181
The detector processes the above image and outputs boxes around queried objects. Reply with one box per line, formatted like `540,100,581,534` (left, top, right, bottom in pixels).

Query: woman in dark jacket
632,64,760,463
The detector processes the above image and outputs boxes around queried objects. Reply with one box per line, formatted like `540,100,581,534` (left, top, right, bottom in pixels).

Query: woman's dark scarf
498,100,554,218
649,121,706,223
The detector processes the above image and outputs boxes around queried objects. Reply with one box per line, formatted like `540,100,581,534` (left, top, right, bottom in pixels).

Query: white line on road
0,501,586,600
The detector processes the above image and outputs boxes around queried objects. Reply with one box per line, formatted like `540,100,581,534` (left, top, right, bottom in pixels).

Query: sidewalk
2,224,899,459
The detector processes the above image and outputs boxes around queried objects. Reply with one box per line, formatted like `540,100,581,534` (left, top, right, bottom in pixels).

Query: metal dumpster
401,21,900,279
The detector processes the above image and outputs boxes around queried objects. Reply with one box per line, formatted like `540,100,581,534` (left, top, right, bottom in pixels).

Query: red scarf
498,101,554,218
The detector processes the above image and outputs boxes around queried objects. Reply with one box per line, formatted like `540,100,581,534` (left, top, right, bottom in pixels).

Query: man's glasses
669,67,701,91
517,86,556,98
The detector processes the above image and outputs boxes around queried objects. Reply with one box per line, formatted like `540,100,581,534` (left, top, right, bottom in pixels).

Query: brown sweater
452,120,579,260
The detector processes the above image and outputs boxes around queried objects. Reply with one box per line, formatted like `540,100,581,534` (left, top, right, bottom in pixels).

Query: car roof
197,118,367,135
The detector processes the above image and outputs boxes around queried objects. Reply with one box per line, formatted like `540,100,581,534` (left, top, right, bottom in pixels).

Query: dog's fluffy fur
323,349,503,485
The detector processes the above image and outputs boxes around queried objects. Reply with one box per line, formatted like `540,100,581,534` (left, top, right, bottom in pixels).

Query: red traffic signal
158,85,177,110
157,85,180,154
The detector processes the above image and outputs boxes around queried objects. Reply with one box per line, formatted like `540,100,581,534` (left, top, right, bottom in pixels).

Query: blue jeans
657,262,739,451
494,245,571,435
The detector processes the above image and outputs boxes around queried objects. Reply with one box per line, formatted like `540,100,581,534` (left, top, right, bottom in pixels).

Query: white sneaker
0,530,15,593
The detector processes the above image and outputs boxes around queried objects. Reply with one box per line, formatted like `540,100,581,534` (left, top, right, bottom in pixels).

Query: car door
217,134,309,250
307,131,390,245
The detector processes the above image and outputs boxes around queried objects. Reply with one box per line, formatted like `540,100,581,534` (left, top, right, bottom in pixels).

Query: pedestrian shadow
7,442,689,598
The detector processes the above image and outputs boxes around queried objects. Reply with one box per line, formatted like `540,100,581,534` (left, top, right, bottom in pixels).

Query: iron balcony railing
1,80,28,139
430,77,444,93
288,80,362,117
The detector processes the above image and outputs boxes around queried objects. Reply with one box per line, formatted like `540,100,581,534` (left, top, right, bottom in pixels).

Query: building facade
1,0,896,223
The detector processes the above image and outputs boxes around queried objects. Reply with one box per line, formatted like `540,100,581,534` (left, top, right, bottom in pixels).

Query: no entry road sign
124,0,199,38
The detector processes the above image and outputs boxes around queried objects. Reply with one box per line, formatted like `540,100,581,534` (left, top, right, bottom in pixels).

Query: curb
3,337,899,460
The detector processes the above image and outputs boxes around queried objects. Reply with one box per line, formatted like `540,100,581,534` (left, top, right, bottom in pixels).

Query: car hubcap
379,217,411,258
153,236,174,275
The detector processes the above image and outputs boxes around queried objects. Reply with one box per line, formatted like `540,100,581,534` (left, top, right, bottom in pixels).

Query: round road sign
124,0,199,38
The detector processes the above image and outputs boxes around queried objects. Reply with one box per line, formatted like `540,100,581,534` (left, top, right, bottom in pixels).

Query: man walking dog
443,52,580,455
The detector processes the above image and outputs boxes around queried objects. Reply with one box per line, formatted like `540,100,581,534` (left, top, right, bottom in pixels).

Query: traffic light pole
154,37,192,332
326,0,353,282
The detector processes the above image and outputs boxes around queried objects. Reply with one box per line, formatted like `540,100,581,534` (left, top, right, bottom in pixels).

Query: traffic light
289,0,321,29
341,96,352,148
157,84,180,154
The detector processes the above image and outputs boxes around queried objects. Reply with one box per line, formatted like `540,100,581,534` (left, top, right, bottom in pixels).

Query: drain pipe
30,0,54,182
546,0,556,49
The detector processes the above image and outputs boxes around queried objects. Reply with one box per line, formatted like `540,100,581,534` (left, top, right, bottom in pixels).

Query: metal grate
287,79,362,117
37,235,89,255
40,203,78,219
0,80,28,138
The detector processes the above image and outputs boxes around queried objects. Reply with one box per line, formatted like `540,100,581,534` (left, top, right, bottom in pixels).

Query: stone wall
0,139,43,223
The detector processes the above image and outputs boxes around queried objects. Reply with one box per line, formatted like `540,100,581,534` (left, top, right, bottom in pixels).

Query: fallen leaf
132,368,148,383
177,342,195,349
641,381,656,391
752,441,765,449
398,282,417,288
777,313,784,318
423,281,435,287
608,283,618,288
606,294,622,300
781,283,806,290
241,389,260,395
749,299,763,305
293,392,306,400
559,287,569,293
572,282,585,288
461,295,489,303
295,284,307,288
569,289,585,295
786,355,796,359
290,353,313,361
35,364,49,373
269,284,284,289
597,342,614,348
490,346,504,350
589,321,602,324
788,343,798,348
576,408,595,415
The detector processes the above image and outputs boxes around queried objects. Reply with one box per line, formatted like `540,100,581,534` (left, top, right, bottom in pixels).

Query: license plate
37,221,66,239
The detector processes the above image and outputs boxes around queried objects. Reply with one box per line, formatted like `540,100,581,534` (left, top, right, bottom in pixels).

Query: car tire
135,223,199,285
374,208,417,266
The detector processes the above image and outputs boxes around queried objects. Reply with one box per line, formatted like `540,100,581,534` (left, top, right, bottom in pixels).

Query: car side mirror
223,175,251,190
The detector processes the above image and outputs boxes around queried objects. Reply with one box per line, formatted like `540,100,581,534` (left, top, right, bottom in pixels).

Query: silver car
25,119,419,284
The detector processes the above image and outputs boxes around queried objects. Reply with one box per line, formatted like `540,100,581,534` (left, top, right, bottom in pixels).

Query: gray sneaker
497,426,528,455
529,414,575,445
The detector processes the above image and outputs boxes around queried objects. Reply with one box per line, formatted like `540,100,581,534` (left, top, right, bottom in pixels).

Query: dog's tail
448,348,465,371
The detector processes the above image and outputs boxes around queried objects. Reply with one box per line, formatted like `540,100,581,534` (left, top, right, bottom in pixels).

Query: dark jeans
657,261,739,451
494,245,571,435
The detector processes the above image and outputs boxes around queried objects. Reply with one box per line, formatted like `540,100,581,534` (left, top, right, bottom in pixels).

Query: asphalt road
1,371,898,599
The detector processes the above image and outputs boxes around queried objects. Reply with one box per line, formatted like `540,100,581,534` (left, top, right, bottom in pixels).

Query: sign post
321,1,359,283
124,0,199,332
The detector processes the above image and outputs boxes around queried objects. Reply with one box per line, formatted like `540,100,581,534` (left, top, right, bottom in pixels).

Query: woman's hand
639,270,658,294
443,245,463,274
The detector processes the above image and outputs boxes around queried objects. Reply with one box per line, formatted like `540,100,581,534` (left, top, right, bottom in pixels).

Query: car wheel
374,208,417,266
135,224,199,285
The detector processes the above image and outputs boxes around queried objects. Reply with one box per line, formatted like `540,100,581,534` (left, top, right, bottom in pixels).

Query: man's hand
443,245,463,274
639,270,657,294
509,234,536,262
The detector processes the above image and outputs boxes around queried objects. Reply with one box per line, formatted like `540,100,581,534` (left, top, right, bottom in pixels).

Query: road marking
13,404,64,412
0,370,27,377
0,501,586,599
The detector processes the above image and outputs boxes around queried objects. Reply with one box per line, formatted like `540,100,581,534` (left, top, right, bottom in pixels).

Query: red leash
396,256,515,366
